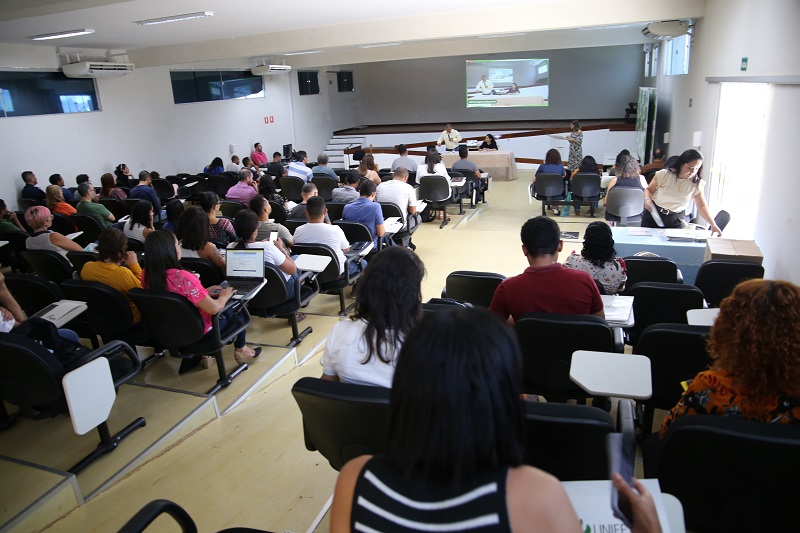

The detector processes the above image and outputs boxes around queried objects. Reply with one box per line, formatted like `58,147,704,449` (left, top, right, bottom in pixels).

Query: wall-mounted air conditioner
62,61,135,78
251,65,292,76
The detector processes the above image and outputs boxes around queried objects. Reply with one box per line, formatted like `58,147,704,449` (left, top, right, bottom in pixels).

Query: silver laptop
222,248,267,300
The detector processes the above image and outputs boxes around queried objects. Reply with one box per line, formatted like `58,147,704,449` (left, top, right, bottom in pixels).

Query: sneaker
407,241,416,251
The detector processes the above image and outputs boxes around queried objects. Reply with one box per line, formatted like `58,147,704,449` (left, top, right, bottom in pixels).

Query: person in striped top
330,308,579,532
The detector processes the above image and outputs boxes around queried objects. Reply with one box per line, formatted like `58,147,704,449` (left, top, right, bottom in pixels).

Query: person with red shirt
489,216,604,324
251,142,268,166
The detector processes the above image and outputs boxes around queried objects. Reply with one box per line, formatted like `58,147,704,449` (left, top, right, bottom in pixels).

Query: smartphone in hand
607,432,635,528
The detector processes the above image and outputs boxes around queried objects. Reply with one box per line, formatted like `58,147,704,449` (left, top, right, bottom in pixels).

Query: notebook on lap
221,248,267,300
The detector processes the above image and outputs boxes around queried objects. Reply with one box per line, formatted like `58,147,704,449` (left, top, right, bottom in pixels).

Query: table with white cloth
611,227,707,286
442,150,518,181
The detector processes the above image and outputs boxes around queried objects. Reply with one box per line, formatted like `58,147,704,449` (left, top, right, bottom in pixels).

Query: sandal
200,355,214,369
234,345,262,365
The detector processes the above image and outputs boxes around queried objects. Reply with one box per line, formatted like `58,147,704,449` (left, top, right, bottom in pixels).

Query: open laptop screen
225,248,264,279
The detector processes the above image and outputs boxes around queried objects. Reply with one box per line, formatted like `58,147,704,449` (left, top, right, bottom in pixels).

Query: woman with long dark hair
142,230,260,371
357,154,381,185
418,148,449,178
176,206,226,271
535,148,567,215
204,157,225,176
643,149,722,234
123,199,155,244
331,308,660,531
114,164,133,188
564,221,627,294
100,172,128,200
604,154,646,207
199,191,236,246
321,247,424,387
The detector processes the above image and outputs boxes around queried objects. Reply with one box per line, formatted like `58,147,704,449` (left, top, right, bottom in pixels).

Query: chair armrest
291,270,317,306
611,327,626,353
118,499,196,533
209,298,249,343
617,398,636,434
73,340,141,387
676,268,684,284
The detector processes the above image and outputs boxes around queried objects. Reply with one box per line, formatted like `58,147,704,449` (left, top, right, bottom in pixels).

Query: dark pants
642,204,686,228
217,307,247,349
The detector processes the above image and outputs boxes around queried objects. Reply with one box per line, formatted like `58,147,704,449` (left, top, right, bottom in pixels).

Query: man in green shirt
0,200,27,234
76,182,115,228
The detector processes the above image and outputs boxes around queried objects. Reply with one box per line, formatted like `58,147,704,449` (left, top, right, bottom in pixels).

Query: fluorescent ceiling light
135,11,214,26
577,24,636,31
30,29,95,41
358,42,402,49
478,33,527,39
283,50,322,56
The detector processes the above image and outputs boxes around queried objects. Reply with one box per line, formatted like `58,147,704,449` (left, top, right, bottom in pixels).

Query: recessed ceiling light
477,33,528,39
30,29,95,41
135,11,214,26
358,42,402,49
283,50,322,56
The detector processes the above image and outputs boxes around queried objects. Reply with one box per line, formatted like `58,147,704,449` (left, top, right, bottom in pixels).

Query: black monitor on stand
282,144,293,162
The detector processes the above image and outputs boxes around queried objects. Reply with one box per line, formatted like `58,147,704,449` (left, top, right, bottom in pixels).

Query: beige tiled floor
4,177,660,532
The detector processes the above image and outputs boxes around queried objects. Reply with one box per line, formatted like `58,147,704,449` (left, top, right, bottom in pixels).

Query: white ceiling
0,0,705,68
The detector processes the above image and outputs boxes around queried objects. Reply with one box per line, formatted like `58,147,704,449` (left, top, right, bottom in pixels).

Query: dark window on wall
0,71,99,118
169,70,264,104
298,71,320,95
337,71,354,92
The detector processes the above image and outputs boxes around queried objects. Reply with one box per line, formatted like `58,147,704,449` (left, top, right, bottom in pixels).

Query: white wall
662,0,800,282
0,64,358,210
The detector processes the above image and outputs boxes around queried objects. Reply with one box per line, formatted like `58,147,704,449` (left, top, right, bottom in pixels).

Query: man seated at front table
312,153,338,181
375,167,420,250
20,171,46,205
342,179,385,249
288,183,330,223
76,182,115,228
390,144,418,172
225,169,258,205
267,151,287,177
129,170,164,220
288,150,314,182
332,170,360,205
293,196,362,278
489,216,604,324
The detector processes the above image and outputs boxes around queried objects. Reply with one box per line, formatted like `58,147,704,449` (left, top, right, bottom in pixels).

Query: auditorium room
0,0,798,531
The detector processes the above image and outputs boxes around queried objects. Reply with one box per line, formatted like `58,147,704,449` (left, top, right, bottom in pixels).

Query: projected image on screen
466,59,549,108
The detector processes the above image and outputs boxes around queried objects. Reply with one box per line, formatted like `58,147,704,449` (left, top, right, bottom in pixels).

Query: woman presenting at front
642,149,722,235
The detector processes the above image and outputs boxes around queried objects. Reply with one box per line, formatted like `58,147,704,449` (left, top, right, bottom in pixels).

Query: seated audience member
0,200,27,234
479,133,499,150
564,221,627,294
162,199,184,234
251,142,268,166
45,185,77,217
321,247,424,387
0,270,79,341
288,150,314,182
267,151,287,177
417,148,449,178
225,169,259,205
294,196,359,276
452,145,481,175
24,205,83,259
489,216,604,323
203,157,225,175
76,174,92,187
20,171,46,205
332,170,360,204
660,279,800,437
357,154,381,185
610,149,631,176
250,194,292,245
535,148,567,215
199,191,236,246
342,179,385,248
390,144,418,172
288,183,331,223
49,174,74,202
100,172,128,200
128,171,164,219
569,155,602,215
114,164,134,188
176,206,226,272
331,307,661,531
604,154,646,207
640,148,667,175
229,210,299,302
226,155,242,173
142,230,259,371
376,167,420,249
123,199,155,244
312,153,338,180
80,228,143,322
76,182,115,228
241,157,262,180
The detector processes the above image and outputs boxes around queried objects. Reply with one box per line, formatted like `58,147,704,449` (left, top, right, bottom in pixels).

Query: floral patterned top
563,251,627,294
567,131,583,172
142,268,211,333
659,369,800,437
208,218,236,246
